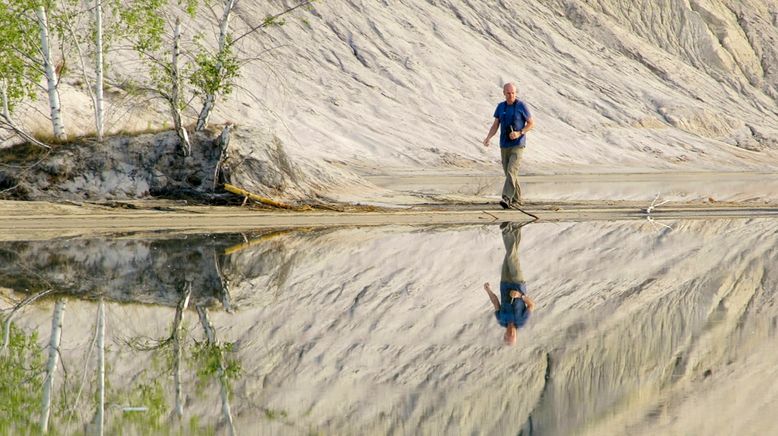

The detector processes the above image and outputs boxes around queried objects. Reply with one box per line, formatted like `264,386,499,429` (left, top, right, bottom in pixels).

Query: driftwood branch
223,183,295,209
644,193,673,231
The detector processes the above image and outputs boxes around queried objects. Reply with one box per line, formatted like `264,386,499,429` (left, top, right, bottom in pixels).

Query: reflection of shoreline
0,234,241,307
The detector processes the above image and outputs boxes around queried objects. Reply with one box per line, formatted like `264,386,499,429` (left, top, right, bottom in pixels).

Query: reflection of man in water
482,222,535,345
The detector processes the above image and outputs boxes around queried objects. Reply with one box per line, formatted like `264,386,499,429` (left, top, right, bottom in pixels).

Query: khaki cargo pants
500,146,524,204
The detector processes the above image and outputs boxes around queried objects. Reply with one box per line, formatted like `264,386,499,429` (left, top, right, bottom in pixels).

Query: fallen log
223,183,295,209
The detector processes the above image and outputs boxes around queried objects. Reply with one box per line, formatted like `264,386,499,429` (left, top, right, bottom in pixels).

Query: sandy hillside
19,0,775,180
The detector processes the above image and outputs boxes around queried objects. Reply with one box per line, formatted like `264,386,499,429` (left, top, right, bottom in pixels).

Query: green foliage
0,316,46,433
0,1,44,114
262,15,286,27
264,408,288,421
119,0,168,54
190,340,242,395
189,42,240,99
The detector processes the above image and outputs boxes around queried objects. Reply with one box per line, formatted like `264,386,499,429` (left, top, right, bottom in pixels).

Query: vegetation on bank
0,0,315,152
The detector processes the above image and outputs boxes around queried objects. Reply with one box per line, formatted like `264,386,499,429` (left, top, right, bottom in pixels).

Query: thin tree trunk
212,124,232,191
196,306,235,436
35,6,66,141
96,300,105,436
171,18,190,155
195,0,237,131
0,79,9,120
94,0,104,141
40,298,66,433
171,284,191,421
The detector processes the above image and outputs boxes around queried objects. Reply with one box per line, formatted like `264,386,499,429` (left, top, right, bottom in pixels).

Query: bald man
482,83,534,209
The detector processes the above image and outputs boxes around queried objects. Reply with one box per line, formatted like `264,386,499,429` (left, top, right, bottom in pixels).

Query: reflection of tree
115,283,241,434
172,284,192,420
0,314,45,431
40,298,65,433
195,305,241,436
96,300,105,436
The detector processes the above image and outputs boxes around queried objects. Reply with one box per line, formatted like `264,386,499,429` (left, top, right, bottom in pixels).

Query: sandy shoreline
2,198,777,241
3,171,777,240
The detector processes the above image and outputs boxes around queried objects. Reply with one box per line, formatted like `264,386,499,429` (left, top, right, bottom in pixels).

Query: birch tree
34,3,67,140
94,0,105,140
192,0,238,131
192,0,315,132
171,18,191,154
120,0,197,154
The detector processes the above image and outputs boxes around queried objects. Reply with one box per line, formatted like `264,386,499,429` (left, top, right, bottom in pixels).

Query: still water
1,218,777,435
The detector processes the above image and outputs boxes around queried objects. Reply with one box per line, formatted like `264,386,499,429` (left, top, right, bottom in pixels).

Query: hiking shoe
499,199,510,209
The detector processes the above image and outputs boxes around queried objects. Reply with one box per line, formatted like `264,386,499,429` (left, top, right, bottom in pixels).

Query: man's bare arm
483,118,500,147
521,117,534,135
483,282,500,311
522,294,535,312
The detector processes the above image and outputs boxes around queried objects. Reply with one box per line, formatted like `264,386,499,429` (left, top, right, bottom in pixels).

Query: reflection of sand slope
530,221,778,435
3,220,777,433
223,220,778,434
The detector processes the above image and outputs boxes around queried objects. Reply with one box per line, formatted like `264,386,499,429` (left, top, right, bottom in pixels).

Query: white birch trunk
171,18,190,155
94,0,104,141
96,300,106,436
197,306,236,436
40,298,66,433
35,6,66,141
195,0,237,131
0,79,9,120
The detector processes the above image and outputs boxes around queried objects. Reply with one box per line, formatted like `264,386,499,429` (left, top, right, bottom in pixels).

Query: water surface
1,218,777,435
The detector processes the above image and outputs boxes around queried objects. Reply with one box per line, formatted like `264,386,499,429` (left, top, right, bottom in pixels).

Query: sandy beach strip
2,199,777,241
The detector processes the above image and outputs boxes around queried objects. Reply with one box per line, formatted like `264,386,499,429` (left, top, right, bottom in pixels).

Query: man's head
503,83,517,104
503,323,518,346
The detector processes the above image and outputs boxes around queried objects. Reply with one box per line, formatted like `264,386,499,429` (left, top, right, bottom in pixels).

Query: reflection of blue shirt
494,100,532,148
495,281,530,327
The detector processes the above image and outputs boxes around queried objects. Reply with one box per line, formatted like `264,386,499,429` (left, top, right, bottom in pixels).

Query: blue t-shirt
493,100,532,148
495,281,530,328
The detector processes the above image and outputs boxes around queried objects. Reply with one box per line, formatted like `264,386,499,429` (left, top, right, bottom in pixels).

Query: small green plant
264,408,288,421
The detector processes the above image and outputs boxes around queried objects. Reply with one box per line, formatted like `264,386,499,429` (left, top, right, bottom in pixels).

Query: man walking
483,83,534,209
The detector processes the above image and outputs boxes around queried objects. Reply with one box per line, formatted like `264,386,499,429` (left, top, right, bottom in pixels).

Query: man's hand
482,138,491,147
508,131,521,140
483,282,492,291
